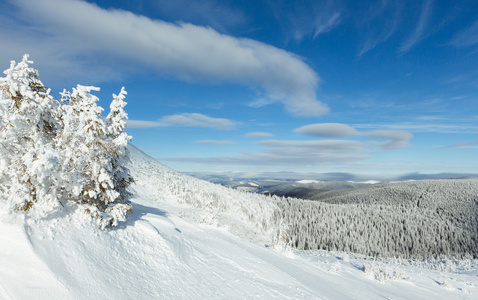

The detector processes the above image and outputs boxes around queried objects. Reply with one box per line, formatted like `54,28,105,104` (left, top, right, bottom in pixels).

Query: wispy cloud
127,113,237,129
439,141,478,149
245,132,274,138
295,123,412,151
312,12,341,38
161,123,412,169
399,0,433,53
160,113,237,129
1,0,327,117
354,122,478,134
194,140,236,145
161,151,369,168
450,20,478,47
365,130,412,150
126,120,165,129
255,139,365,153
449,96,468,101
357,0,401,56
268,0,341,42
294,123,358,137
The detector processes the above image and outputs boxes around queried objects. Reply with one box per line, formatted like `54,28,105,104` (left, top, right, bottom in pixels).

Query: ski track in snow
1,146,477,299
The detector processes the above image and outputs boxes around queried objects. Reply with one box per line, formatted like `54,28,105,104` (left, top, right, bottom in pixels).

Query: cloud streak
450,20,478,47
245,132,274,138
294,123,358,137
194,140,236,145
365,130,412,150
161,123,413,169
127,113,237,129
353,122,478,134
439,141,478,149
161,151,369,167
357,0,401,56
1,0,327,117
268,0,341,42
399,0,433,53
295,123,413,151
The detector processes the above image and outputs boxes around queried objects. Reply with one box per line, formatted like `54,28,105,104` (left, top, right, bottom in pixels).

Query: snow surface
1,146,477,299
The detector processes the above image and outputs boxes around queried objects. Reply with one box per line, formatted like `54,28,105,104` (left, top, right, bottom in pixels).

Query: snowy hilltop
1,56,478,299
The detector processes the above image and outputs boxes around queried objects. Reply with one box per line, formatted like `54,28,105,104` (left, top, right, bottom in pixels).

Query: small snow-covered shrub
0,55,133,228
362,263,408,282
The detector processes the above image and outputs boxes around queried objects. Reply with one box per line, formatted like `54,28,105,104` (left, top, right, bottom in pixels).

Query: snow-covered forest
277,180,478,258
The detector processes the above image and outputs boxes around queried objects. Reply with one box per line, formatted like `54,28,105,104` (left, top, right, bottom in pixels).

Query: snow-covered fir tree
0,54,61,211
0,55,133,228
105,87,134,205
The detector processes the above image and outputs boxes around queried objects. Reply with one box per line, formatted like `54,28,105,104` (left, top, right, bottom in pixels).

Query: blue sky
1,0,477,175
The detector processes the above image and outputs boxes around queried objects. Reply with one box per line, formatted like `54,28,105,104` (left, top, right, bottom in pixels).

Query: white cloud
294,123,412,151
2,0,327,117
439,141,478,149
160,113,237,129
194,140,236,145
267,0,341,42
312,12,341,38
399,0,433,53
357,0,401,56
150,0,246,31
255,140,365,153
294,123,358,137
127,113,236,129
354,122,478,134
245,132,274,138
364,130,413,150
450,20,478,47
160,124,413,169
162,151,369,167
126,120,164,129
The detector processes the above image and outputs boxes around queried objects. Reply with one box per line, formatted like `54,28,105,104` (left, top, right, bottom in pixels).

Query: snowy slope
1,146,477,299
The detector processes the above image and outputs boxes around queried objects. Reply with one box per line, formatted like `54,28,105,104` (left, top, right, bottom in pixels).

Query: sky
1,0,477,175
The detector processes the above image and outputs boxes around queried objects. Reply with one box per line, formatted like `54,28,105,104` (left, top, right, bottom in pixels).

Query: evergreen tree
0,55,133,228
0,54,61,211
106,87,133,200
104,87,134,226
60,85,133,228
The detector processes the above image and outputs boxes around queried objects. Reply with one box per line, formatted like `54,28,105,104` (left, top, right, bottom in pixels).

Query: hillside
1,145,477,299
